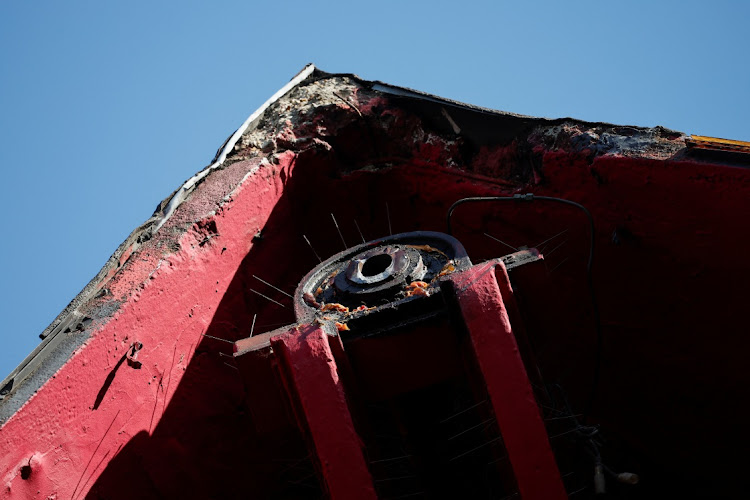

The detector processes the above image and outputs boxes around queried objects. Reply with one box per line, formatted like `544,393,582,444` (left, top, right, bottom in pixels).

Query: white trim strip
154,64,316,231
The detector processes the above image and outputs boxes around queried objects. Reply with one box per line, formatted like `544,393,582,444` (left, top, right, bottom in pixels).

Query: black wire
446,193,602,424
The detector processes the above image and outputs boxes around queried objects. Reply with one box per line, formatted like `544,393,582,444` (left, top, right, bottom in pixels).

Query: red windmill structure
2,65,749,499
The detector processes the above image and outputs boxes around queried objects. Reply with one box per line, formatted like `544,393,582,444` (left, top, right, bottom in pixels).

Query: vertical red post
449,262,567,500
271,324,377,500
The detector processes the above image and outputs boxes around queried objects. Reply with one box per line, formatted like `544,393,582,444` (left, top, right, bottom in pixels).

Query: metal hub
336,246,424,295
294,231,471,322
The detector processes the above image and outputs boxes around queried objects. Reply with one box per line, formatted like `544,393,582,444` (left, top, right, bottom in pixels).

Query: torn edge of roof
370,82,537,120
0,62,688,407
154,63,317,232
0,62,726,415
4,62,526,408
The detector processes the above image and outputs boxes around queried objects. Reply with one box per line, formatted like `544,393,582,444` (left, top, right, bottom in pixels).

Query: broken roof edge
166,65,695,242
312,67,687,136
155,64,318,234
0,62,735,412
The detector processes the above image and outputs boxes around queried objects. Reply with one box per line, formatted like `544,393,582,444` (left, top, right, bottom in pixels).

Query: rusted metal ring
345,247,404,286
294,231,471,323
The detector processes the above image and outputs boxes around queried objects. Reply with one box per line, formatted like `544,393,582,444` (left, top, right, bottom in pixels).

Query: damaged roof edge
0,62,724,412
316,68,687,136
154,63,317,233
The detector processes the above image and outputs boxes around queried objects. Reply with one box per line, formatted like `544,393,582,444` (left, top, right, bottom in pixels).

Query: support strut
271,324,377,500
448,261,567,500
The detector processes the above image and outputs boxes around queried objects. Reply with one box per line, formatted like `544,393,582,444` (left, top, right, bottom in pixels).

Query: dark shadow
92,353,128,411
85,118,750,498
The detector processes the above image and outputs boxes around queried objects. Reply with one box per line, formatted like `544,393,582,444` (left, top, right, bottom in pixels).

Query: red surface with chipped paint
449,262,567,500
271,325,377,500
1,76,749,498
0,152,297,498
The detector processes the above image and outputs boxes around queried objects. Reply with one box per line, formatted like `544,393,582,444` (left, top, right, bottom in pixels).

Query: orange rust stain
334,322,350,332
405,281,430,297
320,303,349,313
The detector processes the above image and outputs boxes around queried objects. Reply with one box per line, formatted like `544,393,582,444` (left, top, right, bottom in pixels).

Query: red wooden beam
448,261,567,500
270,324,377,500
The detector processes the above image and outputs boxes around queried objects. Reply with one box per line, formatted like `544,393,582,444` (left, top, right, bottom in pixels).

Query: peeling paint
1,66,749,498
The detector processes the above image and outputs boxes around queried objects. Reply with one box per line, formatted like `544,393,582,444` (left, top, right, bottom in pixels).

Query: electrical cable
446,193,602,424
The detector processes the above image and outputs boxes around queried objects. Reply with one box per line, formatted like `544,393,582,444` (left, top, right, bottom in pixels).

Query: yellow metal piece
686,135,750,154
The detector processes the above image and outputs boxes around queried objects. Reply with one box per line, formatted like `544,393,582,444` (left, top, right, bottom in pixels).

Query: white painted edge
153,63,316,232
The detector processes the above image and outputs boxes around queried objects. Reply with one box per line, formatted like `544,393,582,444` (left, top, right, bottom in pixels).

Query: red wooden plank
449,262,567,500
271,324,377,500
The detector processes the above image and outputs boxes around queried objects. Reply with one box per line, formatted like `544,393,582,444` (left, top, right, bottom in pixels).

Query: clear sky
1,1,748,378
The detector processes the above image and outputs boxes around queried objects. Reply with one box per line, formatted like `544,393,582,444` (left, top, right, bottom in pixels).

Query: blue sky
1,1,749,377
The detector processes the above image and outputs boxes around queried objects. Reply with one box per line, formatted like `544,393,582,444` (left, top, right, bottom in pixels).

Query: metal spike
331,213,348,249
549,427,580,439
449,436,502,462
534,228,570,251
386,202,392,235
544,413,582,421
483,232,519,252
439,400,488,423
202,333,234,344
568,485,589,497
549,257,570,274
354,219,366,244
253,275,292,298
250,313,257,337
302,235,322,263
369,455,412,464
249,288,287,308
544,239,568,258
447,417,496,441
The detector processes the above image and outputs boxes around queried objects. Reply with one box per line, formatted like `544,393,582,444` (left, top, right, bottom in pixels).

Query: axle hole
362,254,392,277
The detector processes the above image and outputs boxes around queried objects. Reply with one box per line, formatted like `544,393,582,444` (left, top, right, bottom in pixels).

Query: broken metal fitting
293,231,472,323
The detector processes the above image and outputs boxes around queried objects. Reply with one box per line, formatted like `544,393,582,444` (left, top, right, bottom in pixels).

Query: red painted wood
1,71,748,497
271,324,377,500
0,154,297,499
449,262,567,500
